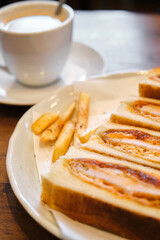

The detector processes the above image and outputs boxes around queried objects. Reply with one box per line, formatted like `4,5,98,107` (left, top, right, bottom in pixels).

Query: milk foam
3,15,62,33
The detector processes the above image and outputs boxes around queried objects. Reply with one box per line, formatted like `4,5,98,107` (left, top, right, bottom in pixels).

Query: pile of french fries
32,92,90,163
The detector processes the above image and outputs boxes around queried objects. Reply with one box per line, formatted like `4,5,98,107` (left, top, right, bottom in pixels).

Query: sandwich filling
101,129,160,162
149,75,160,83
66,158,160,207
127,100,160,121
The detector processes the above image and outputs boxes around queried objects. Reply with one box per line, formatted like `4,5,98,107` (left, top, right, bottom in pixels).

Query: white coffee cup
0,1,74,87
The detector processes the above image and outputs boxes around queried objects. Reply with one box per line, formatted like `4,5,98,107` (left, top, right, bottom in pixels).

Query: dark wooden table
1,10,160,240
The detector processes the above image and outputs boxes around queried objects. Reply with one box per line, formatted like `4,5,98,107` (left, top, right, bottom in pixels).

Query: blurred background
1,0,160,13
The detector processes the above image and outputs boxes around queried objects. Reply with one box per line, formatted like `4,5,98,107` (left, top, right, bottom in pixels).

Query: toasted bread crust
41,177,160,240
110,113,160,131
139,83,160,99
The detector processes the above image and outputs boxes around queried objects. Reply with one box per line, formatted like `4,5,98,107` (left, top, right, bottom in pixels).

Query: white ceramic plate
6,71,147,239
0,41,105,106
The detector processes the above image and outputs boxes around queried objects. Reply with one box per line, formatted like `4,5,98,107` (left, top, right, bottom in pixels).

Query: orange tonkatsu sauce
103,129,160,144
102,129,160,161
128,100,160,121
149,75,160,83
66,158,160,207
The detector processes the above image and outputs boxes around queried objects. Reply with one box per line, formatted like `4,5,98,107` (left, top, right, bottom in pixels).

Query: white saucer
0,41,106,106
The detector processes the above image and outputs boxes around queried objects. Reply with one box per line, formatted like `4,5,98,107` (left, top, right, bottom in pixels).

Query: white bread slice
41,147,160,240
110,96,160,131
81,122,160,169
139,77,160,99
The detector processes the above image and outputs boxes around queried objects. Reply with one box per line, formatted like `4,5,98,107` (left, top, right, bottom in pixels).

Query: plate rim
6,70,148,239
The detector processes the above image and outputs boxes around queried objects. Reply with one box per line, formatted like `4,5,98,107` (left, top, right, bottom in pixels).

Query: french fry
78,118,109,143
40,101,76,142
62,101,76,123
32,112,59,135
74,92,90,145
78,126,99,144
78,123,108,144
40,118,63,142
52,120,75,162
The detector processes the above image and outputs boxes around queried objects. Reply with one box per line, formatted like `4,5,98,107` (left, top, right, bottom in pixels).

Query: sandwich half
81,122,160,169
139,75,160,99
110,96,160,131
41,147,160,240
139,68,160,99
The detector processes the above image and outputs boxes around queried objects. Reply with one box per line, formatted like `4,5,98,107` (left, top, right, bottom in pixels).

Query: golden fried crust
41,177,160,240
139,83,160,99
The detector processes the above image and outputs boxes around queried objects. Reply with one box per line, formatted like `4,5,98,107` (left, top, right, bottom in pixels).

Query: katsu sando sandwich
81,122,160,169
139,68,160,99
110,96,160,131
41,147,160,240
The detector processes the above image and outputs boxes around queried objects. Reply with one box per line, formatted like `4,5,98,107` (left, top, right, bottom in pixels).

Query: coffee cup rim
0,0,74,35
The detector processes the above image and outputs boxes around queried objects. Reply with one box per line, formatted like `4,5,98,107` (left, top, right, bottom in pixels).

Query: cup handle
0,47,11,74
0,64,11,74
